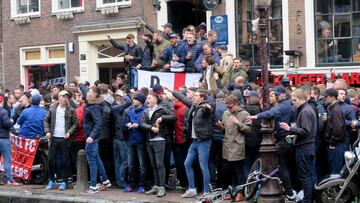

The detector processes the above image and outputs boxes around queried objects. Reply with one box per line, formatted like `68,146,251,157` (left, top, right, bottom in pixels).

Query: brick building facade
1,0,359,89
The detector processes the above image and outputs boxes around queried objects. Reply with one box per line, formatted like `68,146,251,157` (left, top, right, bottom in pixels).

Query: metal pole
257,5,284,203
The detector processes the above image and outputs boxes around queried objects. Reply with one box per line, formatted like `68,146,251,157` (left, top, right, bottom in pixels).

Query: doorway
98,63,124,85
167,1,206,35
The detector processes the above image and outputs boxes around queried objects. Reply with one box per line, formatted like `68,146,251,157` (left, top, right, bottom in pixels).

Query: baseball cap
58,90,70,97
162,23,173,29
324,88,338,98
273,85,287,95
169,33,178,39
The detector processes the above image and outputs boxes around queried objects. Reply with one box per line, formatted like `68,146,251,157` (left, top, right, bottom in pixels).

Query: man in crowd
44,90,78,190
195,42,220,72
152,30,171,72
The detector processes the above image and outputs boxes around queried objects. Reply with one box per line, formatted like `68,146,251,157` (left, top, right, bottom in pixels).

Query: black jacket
83,97,104,140
140,105,176,140
172,91,214,141
110,39,142,68
112,96,132,140
0,107,13,139
290,103,317,147
324,102,347,146
243,105,262,149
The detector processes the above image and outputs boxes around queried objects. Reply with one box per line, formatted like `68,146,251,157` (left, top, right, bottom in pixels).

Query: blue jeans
296,145,317,203
184,139,212,193
128,143,146,187
328,142,348,174
113,139,128,187
0,139,13,182
130,68,138,90
85,140,108,187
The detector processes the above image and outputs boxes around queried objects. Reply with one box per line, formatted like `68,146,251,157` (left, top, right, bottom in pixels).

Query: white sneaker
181,189,197,198
285,190,296,201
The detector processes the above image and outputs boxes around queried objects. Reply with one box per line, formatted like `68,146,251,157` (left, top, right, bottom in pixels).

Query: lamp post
254,0,284,202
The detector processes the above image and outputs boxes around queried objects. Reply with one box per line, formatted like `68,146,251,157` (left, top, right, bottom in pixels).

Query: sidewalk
0,183,230,203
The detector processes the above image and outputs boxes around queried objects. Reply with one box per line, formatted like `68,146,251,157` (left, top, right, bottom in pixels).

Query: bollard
74,149,88,192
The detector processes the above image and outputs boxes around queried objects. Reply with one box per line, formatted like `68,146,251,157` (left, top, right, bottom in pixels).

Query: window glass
236,0,283,68
353,38,360,62
103,0,129,3
26,50,41,60
334,14,351,37
49,49,65,59
58,0,82,9
27,64,66,89
316,0,333,14
315,1,359,65
17,0,39,14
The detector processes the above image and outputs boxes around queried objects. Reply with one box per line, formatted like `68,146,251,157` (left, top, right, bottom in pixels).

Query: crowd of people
0,21,359,203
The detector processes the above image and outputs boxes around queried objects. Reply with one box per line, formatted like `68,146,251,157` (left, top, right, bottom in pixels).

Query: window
11,0,40,17
236,0,283,69
96,0,131,8
315,0,360,65
52,0,83,13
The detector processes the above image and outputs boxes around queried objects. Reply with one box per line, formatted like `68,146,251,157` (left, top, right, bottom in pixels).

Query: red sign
0,135,40,180
273,73,360,86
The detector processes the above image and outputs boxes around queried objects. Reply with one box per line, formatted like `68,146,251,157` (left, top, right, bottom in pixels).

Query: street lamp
254,0,284,202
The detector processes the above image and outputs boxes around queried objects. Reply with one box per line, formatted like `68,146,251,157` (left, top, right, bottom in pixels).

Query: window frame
51,0,84,14
314,0,360,66
95,0,132,9
235,0,284,70
11,0,41,18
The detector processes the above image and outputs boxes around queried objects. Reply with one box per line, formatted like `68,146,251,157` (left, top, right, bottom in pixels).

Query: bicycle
228,158,282,202
192,188,228,203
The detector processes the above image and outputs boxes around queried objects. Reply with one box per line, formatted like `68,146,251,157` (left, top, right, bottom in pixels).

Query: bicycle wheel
244,158,262,200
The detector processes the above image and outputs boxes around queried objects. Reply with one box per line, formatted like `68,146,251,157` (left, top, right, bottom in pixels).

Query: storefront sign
202,0,219,10
210,15,228,45
41,76,66,87
0,134,40,180
273,73,360,86
137,70,202,90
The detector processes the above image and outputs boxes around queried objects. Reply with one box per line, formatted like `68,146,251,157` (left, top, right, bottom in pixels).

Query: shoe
285,190,296,201
181,189,197,198
145,186,159,195
235,193,245,202
156,186,166,197
123,185,133,192
45,181,54,190
224,193,232,200
86,186,99,194
59,182,67,190
101,180,111,190
137,187,145,193
7,181,22,186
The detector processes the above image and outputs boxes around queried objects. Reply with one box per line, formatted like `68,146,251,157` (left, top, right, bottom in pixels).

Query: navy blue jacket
17,105,47,138
0,107,13,139
126,105,147,145
141,38,154,69
83,97,103,140
184,42,201,68
212,102,226,141
338,101,356,128
160,43,187,64
112,96,132,140
195,50,221,72
256,98,295,139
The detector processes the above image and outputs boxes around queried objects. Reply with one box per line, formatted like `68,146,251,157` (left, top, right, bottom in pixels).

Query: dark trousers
224,160,245,187
69,141,86,180
296,145,317,203
209,138,225,188
148,140,166,187
48,137,70,182
243,146,260,178
164,136,172,185
276,140,293,196
128,143,147,187
327,142,348,174
172,143,189,187
99,138,114,182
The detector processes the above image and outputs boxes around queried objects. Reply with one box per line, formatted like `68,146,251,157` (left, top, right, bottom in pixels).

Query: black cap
324,88,338,98
162,23,173,29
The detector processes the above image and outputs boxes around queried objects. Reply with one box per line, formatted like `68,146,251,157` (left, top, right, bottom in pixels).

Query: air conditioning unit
14,16,31,24
56,11,74,20
100,6,119,15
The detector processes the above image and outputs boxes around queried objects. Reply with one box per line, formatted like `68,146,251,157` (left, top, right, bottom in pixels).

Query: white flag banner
137,70,202,90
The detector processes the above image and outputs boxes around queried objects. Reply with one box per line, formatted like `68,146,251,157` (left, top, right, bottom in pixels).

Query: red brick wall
288,0,307,67
2,0,156,89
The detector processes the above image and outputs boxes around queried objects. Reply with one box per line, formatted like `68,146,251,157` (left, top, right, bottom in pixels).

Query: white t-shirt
53,106,66,138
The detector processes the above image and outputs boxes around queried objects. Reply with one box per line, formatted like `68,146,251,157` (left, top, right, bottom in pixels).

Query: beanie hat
152,84,164,95
133,93,146,104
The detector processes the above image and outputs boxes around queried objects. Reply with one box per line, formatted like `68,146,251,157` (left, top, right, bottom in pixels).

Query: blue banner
210,15,228,45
